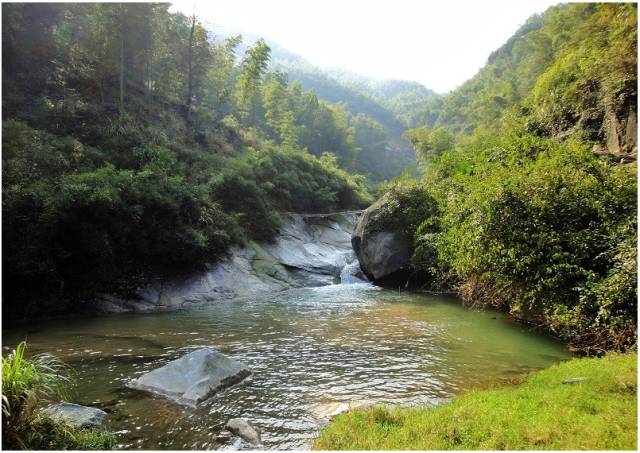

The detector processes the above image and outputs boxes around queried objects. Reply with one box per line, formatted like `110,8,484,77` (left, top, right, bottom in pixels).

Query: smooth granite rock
128,348,251,406
43,402,107,429
94,212,362,314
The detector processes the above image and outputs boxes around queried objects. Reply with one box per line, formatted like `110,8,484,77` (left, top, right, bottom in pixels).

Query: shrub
425,132,637,351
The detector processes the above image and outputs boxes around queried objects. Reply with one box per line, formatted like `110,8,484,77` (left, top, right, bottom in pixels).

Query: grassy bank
2,342,116,450
314,352,637,450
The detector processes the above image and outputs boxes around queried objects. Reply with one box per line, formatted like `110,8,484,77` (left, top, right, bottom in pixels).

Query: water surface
3,284,570,449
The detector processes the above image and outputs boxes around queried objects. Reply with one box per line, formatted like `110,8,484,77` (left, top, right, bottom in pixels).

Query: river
3,282,570,450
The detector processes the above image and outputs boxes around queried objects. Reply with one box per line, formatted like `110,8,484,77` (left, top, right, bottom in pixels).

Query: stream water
3,283,570,450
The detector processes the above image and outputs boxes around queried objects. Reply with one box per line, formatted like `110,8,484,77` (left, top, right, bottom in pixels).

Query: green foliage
404,126,455,165
525,4,637,148
315,352,638,450
366,177,437,242
2,342,116,450
236,38,271,124
270,58,421,181
385,3,638,353
2,4,375,318
427,133,637,352
435,3,637,153
212,146,372,239
2,121,240,316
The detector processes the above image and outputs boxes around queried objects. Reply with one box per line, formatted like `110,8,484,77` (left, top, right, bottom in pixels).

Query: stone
352,196,412,281
309,402,350,420
128,348,251,407
94,212,360,314
263,213,358,277
562,377,588,384
42,402,107,429
310,400,376,421
225,418,261,445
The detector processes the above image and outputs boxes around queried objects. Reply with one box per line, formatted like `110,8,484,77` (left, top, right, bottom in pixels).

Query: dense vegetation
376,3,637,353
2,3,373,318
2,342,116,450
315,352,637,450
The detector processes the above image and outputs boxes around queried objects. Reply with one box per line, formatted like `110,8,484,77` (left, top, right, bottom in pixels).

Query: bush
424,132,637,352
2,121,240,317
211,145,372,238
2,342,116,450
2,120,372,318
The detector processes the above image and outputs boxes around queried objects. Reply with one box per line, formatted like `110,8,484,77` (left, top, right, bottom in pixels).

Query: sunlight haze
170,0,559,92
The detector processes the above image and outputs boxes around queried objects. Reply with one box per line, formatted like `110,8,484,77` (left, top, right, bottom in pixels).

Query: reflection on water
3,284,570,450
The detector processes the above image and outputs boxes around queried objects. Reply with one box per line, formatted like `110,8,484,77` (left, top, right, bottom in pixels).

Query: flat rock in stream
43,402,107,429
128,348,250,406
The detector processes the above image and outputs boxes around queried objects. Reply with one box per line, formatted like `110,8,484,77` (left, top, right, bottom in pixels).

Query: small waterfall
339,259,368,284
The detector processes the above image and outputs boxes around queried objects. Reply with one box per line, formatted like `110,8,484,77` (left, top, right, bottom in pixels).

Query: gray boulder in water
352,196,412,280
225,418,261,445
43,402,107,429
128,348,250,406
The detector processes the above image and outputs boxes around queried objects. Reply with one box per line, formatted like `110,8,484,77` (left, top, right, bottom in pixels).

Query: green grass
314,353,638,450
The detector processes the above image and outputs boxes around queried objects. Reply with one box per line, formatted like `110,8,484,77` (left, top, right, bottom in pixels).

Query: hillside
2,3,374,318
434,2,637,156
368,2,637,353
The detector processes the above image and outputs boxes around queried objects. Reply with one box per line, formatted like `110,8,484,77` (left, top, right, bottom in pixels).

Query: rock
309,402,350,420
225,418,261,445
263,213,358,278
42,402,107,429
128,348,251,406
310,400,376,420
562,377,588,384
352,196,412,281
93,212,360,315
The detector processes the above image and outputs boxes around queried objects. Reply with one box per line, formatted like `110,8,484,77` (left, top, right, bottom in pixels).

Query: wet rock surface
128,348,251,407
225,418,261,445
43,402,108,429
94,212,363,314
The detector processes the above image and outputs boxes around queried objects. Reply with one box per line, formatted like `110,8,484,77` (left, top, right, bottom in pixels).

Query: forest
2,2,379,318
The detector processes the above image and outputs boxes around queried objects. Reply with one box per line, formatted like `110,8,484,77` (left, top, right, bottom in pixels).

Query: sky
170,0,559,93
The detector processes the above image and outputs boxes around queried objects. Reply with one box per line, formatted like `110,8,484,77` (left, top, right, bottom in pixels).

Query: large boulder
128,348,250,407
43,402,107,429
352,196,413,281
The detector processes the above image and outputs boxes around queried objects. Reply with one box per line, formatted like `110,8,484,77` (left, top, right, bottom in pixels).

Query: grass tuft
2,341,116,450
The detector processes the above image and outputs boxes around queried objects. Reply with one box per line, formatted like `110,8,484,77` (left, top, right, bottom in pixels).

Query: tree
235,38,270,125
405,126,455,165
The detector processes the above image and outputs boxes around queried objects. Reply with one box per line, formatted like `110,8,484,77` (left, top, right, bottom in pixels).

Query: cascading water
339,258,368,284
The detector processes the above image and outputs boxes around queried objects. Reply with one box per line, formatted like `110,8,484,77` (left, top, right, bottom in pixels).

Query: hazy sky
170,0,559,93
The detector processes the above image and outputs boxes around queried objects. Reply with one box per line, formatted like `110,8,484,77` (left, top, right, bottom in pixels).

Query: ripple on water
3,286,570,450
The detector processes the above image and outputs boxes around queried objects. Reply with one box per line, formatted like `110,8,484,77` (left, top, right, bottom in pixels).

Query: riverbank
314,352,638,450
